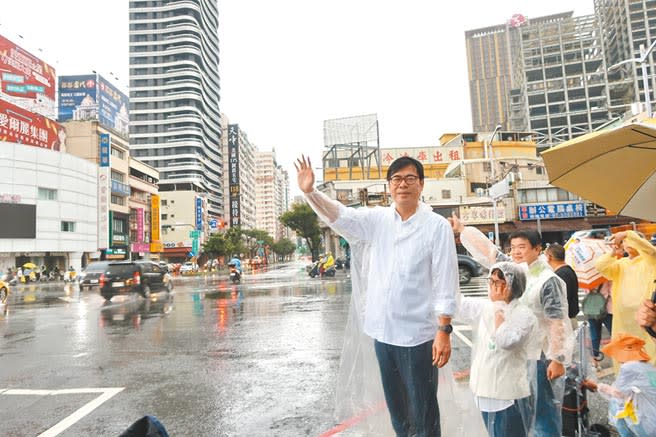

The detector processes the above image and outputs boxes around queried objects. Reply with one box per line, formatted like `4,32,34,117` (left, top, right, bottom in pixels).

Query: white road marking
1,387,124,437
453,326,472,348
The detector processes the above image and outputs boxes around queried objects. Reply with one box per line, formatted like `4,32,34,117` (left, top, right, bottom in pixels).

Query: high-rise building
466,11,635,148
595,0,656,113
221,115,257,230
255,150,289,240
128,0,223,219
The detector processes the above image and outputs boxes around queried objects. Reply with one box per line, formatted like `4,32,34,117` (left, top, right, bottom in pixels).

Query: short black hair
509,229,542,249
386,157,425,181
490,267,526,301
545,243,566,261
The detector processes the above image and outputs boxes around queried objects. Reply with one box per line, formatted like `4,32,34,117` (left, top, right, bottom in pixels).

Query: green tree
280,203,322,261
271,238,296,261
242,228,274,259
224,226,247,257
202,233,231,268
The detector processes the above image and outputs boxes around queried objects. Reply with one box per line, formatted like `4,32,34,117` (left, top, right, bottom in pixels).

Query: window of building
483,162,491,173
61,221,76,232
111,195,125,205
38,187,57,200
111,170,125,183
441,190,451,199
536,166,544,175
161,214,168,220
113,218,125,233
111,147,125,160
161,199,167,206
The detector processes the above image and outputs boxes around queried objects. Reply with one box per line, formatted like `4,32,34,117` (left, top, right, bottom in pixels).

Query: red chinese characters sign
383,147,463,164
0,98,65,150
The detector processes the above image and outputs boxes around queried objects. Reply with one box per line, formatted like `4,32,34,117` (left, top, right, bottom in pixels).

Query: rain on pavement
0,263,610,436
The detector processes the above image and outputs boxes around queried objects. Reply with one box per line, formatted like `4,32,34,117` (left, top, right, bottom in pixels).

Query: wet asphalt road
0,263,613,436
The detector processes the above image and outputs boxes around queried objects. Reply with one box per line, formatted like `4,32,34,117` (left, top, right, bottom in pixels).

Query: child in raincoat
456,262,537,437
583,334,656,437
594,231,656,369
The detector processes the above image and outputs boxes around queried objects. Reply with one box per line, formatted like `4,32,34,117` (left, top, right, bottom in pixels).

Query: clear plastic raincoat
595,361,656,436
456,262,538,437
459,226,575,436
305,190,488,436
594,230,656,369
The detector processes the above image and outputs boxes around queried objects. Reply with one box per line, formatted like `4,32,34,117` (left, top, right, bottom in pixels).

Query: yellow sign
151,194,161,241
150,241,163,253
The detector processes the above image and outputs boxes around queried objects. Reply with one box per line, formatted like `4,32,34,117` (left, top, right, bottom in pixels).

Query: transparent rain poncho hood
455,261,538,437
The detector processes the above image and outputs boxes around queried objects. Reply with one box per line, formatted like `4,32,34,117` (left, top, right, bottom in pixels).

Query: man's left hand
432,331,451,368
547,360,565,380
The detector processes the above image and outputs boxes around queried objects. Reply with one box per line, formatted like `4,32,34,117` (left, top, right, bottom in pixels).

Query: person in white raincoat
296,155,487,436
451,213,574,437
456,262,537,436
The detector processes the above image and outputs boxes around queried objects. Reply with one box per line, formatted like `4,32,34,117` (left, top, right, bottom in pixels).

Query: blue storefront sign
196,197,203,230
99,133,110,167
519,201,586,221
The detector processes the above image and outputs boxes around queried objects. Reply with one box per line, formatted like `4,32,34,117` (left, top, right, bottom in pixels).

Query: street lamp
608,40,656,118
485,124,503,247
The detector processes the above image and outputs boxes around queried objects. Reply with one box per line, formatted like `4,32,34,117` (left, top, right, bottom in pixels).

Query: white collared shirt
330,201,458,347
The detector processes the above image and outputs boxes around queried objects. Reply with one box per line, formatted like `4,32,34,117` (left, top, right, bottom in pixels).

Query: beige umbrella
563,236,611,290
541,122,656,221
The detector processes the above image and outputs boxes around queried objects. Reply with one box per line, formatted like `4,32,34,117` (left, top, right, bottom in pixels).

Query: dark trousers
374,339,440,437
588,314,613,357
534,358,562,437
481,397,531,437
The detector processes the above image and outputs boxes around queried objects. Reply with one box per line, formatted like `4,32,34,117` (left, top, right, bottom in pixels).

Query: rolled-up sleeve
432,220,459,317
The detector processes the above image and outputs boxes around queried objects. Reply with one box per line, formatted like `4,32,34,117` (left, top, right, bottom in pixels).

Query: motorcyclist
228,255,242,274
320,252,335,277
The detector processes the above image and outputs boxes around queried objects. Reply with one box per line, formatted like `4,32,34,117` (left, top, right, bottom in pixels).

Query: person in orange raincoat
594,231,656,371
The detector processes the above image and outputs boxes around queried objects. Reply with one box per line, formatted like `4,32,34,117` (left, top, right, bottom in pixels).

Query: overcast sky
2,0,595,188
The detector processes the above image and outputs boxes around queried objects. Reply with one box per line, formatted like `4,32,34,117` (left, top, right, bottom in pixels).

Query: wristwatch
437,324,453,334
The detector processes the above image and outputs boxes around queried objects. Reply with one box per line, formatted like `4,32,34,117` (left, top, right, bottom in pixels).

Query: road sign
188,230,200,238
209,219,217,229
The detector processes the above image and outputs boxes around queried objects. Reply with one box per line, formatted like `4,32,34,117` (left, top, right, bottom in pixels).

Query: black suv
457,254,484,285
99,260,173,301
79,261,111,291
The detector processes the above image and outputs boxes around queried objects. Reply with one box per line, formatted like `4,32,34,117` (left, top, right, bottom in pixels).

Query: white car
180,262,197,274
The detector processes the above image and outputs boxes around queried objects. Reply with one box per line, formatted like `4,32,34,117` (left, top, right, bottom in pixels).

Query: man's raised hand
295,155,315,194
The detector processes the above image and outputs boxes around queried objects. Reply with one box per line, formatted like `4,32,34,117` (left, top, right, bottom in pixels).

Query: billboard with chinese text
98,76,129,137
381,147,464,166
519,202,587,221
0,98,66,150
0,33,56,118
228,124,241,227
58,75,97,122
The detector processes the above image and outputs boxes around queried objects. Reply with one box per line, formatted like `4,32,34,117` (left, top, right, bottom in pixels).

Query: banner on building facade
195,196,203,230
98,167,110,249
519,201,587,221
0,98,66,150
136,207,144,242
151,194,161,242
58,75,97,122
459,205,506,224
228,124,241,227
97,75,129,137
381,146,463,166
99,133,110,167
0,33,56,118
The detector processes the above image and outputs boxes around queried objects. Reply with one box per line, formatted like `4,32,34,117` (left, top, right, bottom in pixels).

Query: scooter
228,264,241,284
321,265,336,278
308,261,321,278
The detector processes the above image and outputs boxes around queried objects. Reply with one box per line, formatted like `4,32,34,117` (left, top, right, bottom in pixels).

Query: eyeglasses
389,175,419,186
487,278,506,288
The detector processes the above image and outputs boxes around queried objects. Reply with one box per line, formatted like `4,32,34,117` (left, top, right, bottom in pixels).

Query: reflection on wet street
0,262,353,436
